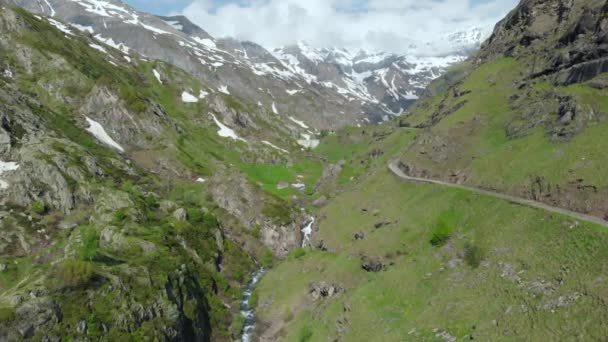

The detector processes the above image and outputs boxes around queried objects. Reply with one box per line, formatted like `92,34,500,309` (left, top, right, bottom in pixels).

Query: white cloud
181,0,518,55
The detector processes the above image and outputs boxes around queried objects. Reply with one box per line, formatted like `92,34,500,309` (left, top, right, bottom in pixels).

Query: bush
289,248,306,260
429,221,453,247
32,200,47,215
299,326,314,342
251,225,262,239
260,250,274,268
80,226,100,261
464,242,484,268
144,194,158,208
51,260,95,289
113,208,129,223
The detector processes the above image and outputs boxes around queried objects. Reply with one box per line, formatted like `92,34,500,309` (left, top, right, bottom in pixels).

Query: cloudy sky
124,0,519,54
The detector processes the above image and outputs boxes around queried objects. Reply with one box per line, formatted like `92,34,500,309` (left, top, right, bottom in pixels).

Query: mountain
3,0,608,341
5,0,487,129
250,0,608,340
272,42,468,118
0,4,315,340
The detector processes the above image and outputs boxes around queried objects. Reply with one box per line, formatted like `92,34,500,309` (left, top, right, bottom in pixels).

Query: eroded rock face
209,169,305,257
480,0,608,84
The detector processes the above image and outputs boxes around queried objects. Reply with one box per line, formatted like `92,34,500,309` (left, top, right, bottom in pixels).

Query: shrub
299,326,314,342
187,208,204,223
80,226,100,261
251,224,262,239
429,221,453,247
32,200,47,215
260,250,274,268
289,248,306,260
203,212,219,228
113,208,129,223
144,194,158,208
51,260,95,289
464,242,484,268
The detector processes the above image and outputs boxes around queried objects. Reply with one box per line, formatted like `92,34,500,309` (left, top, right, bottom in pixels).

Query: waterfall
301,216,315,247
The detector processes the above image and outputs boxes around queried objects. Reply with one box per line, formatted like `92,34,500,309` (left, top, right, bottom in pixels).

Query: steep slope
3,0,383,129
0,5,328,340
253,0,608,340
7,0,489,129
397,0,608,219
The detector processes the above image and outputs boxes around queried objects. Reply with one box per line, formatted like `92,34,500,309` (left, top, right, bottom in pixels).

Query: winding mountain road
388,161,608,229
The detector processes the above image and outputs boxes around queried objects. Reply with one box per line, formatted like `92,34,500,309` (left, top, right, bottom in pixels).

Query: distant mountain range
7,0,490,128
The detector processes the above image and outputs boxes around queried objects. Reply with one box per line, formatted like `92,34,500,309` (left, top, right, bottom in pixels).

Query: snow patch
218,85,230,95
70,23,94,34
291,183,305,190
272,102,279,115
85,116,124,152
192,37,217,49
262,141,289,154
289,117,309,129
42,0,56,16
140,22,172,35
181,91,199,103
210,114,246,142
196,178,206,183
0,160,19,190
94,35,130,54
286,89,300,95
152,69,162,84
297,134,320,149
48,18,73,36
199,90,209,99
88,43,108,54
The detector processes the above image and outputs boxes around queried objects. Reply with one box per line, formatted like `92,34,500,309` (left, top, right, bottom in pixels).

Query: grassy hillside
257,167,608,341
400,58,608,213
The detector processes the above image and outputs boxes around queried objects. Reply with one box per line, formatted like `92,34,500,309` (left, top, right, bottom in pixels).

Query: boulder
361,257,384,273
172,208,188,221
312,196,328,208
309,282,344,301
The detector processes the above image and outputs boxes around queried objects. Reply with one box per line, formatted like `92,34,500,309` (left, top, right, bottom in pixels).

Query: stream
240,268,265,342
240,216,315,341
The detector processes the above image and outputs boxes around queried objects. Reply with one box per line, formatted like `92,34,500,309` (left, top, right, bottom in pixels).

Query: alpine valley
0,0,607,341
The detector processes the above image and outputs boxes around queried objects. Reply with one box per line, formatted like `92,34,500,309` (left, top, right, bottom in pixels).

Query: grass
257,168,608,341
402,59,608,203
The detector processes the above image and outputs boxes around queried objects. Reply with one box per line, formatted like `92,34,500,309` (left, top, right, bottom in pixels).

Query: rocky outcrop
308,282,344,301
480,0,608,84
164,266,212,342
209,169,305,257
361,257,385,273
